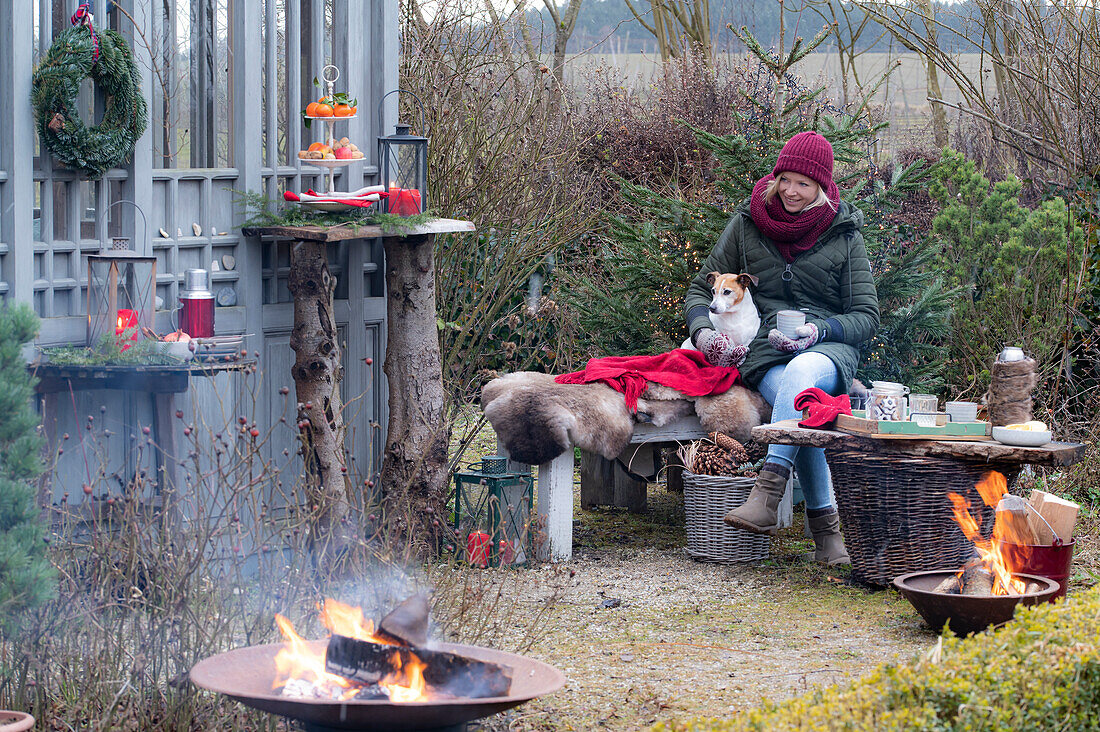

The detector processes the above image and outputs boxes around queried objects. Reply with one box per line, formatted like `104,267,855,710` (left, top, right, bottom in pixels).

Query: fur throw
481,372,771,465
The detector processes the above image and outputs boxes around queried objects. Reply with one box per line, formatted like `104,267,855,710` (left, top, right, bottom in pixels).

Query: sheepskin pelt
482,372,635,465
636,383,695,427
482,372,772,464
693,386,772,443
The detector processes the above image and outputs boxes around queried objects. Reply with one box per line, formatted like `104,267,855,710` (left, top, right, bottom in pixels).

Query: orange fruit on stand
305,102,320,117
333,104,354,117
307,141,326,152
314,103,334,117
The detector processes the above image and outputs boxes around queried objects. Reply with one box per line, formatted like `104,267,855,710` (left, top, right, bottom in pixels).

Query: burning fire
947,471,1028,595
273,598,429,702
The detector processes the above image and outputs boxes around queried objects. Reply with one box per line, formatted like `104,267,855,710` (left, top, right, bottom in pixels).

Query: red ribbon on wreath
70,3,100,63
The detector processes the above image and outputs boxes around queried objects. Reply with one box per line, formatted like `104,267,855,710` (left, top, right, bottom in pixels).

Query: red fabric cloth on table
794,387,852,428
555,349,740,412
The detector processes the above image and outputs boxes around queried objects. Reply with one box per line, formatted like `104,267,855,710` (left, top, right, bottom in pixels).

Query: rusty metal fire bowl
893,570,1059,635
190,640,565,732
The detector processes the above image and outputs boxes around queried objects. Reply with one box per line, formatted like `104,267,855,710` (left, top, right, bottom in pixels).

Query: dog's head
705,272,758,314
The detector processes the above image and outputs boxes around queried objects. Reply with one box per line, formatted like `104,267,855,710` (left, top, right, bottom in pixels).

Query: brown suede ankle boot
807,508,850,566
724,463,789,535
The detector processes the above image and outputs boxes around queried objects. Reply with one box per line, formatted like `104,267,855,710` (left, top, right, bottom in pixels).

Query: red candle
466,531,490,568
498,539,515,565
389,187,423,216
115,309,138,350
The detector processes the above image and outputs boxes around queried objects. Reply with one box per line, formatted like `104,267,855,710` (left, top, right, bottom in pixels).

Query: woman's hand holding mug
768,322,820,353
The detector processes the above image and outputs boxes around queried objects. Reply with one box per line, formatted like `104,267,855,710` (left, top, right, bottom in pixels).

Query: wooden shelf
243,218,475,242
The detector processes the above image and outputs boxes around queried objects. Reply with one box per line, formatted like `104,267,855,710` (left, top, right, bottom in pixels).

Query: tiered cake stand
303,64,357,208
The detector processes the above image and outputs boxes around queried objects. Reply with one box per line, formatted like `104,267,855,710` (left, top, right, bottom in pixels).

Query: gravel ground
450,413,1099,731
473,481,936,732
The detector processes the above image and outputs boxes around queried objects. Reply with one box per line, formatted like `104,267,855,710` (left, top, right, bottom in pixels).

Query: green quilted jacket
684,198,879,390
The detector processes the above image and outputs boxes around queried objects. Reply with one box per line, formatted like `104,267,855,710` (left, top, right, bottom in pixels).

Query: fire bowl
893,570,1059,635
190,640,565,732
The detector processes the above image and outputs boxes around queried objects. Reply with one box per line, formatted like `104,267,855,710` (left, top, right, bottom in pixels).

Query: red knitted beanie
773,131,834,189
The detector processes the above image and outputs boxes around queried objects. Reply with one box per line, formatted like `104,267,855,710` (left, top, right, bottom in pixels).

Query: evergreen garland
0,304,56,637
31,24,147,180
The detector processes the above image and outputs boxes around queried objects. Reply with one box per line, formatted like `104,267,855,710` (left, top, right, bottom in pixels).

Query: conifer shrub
655,586,1100,731
0,303,55,635
930,148,1084,400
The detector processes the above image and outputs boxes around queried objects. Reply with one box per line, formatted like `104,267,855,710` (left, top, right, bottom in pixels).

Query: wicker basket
682,470,770,563
826,449,1016,586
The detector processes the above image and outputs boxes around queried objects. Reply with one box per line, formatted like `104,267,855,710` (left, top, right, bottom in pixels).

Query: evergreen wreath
31,15,147,180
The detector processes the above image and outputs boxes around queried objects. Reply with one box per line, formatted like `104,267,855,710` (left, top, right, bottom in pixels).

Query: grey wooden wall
0,0,398,517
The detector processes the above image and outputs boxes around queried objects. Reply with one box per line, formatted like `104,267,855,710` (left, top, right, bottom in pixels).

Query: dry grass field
566,51,989,152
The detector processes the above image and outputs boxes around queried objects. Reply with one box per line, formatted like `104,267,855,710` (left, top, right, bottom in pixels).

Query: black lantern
452,455,533,567
377,90,428,216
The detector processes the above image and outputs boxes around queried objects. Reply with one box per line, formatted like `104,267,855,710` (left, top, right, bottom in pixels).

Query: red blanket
555,349,740,412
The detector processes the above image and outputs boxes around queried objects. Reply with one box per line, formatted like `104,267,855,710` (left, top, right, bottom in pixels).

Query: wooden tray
833,413,993,441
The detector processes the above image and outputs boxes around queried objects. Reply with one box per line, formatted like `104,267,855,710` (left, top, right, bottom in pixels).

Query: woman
683,131,879,566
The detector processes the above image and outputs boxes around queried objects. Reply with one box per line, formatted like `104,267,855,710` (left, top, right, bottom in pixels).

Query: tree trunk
381,233,450,556
288,240,352,557
916,0,949,147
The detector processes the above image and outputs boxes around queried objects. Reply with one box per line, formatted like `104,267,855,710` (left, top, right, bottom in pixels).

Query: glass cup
945,401,979,423
908,394,939,420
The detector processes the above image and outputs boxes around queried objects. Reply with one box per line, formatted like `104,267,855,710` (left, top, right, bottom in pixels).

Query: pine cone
709,432,750,465
692,443,735,476
744,440,767,462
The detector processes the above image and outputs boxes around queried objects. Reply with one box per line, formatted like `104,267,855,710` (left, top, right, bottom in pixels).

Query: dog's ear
737,272,759,289
706,271,720,287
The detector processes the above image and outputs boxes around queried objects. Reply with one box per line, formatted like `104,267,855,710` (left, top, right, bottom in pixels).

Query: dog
681,271,761,351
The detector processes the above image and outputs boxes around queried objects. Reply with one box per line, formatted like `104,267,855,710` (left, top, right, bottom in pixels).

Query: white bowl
991,426,1052,447
156,340,195,361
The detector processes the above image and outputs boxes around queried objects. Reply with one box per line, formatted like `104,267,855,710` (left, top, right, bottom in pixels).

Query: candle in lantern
466,531,490,568
115,308,139,350
388,186,423,216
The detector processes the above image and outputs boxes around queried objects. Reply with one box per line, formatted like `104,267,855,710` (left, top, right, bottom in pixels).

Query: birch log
288,239,352,556
381,233,450,554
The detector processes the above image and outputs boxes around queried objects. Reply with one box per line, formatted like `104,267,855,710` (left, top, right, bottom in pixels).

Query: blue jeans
756,352,842,511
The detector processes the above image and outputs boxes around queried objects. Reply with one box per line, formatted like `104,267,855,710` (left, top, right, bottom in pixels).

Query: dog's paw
635,411,654,424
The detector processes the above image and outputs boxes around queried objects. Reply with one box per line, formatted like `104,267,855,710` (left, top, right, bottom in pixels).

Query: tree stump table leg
580,452,614,509
380,233,449,553
287,239,352,554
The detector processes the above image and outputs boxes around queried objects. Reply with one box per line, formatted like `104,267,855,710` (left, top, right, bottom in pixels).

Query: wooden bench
498,414,794,561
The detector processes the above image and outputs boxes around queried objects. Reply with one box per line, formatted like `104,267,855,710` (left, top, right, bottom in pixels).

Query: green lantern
452,456,533,567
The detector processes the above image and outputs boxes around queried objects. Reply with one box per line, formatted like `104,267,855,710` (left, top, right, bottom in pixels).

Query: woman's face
776,171,819,214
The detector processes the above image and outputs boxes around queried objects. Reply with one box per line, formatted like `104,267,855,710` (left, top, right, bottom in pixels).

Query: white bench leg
537,451,574,562
496,439,575,562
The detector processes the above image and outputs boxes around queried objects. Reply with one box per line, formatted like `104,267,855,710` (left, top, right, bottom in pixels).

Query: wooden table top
752,419,1087,467
243,218,475,242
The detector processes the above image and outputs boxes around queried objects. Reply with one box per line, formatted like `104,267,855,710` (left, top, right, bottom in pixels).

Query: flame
273,599,429,702
273,614,358,699
381,654,428,702
947,471,1027,595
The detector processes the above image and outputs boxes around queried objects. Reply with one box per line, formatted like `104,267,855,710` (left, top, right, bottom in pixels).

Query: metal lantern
452,456,533,567
377,90,428,216
86,250,156,349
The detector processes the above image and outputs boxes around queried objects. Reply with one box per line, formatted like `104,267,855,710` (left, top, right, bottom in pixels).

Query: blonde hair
764,174,837,212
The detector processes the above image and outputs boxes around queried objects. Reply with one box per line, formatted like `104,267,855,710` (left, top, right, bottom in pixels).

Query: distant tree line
522,0,992,56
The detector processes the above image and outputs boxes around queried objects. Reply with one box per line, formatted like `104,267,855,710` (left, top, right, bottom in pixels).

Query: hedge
656,586,1100,731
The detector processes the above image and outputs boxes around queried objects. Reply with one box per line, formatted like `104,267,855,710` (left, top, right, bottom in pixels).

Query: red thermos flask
179,268,215,338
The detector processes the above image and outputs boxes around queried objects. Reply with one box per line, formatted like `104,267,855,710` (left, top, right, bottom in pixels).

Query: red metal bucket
1003,539,1075,601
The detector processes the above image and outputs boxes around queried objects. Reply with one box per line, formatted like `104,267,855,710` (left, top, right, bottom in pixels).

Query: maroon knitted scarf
749,174,840,263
